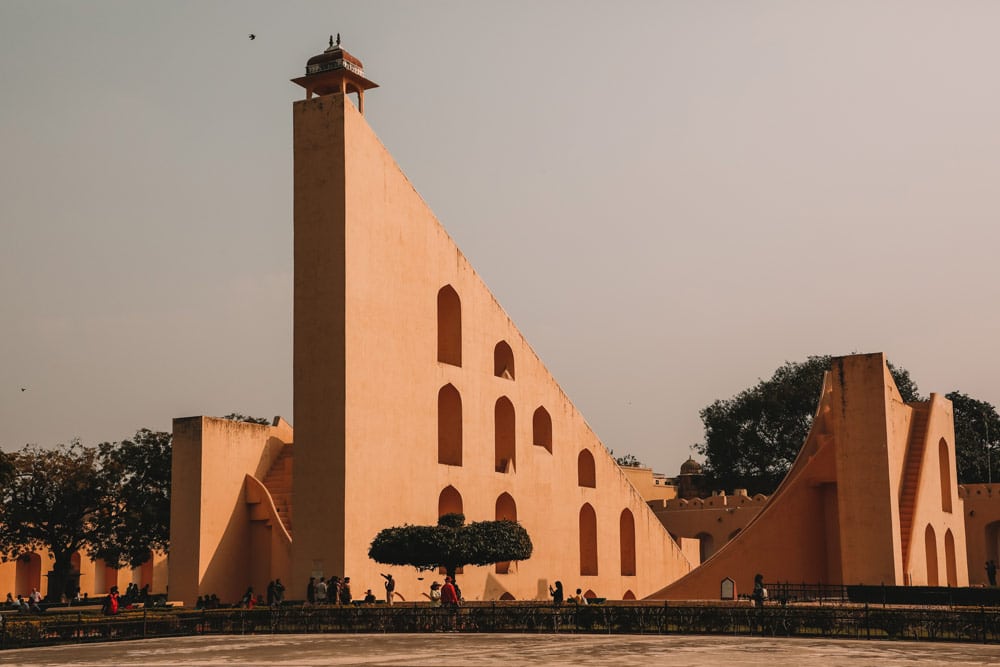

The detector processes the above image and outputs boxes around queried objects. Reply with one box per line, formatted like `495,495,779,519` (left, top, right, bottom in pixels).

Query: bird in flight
20,387,27,392
249,33,256,40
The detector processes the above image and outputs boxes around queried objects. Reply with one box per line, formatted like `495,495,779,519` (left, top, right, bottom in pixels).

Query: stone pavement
3,633,1000,666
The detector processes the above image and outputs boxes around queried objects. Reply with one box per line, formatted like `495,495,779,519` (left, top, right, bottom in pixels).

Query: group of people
303,576,355,605
423,576,461,606
547,581,589,606
4,588,43,613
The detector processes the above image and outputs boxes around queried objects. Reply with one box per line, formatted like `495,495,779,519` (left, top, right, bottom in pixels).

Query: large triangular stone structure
289,62,693,602
169,42,692,605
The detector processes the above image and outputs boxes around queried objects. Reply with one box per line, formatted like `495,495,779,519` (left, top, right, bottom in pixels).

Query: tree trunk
46,550,74,603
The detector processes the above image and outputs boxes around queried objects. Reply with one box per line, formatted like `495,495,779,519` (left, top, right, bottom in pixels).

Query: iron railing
3,602,1000,650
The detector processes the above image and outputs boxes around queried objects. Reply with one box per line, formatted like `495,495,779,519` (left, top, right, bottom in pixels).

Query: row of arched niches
436,285,637,583
437,484,638,582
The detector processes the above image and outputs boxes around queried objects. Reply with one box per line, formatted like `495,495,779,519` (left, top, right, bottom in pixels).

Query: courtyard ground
2,633,1000,666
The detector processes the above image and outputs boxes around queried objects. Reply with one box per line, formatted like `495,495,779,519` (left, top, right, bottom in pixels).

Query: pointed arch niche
495,397,516,473
580,503,598,576
495,493,517,574
532,407,552,453
438,384,462,466
15,552,41,596
437,286,462,366
925,524,939,586
939,439,953,513
945,529,958,587
494,341,515,380
578,450,596,488
438,485,464,518
619,508,636,576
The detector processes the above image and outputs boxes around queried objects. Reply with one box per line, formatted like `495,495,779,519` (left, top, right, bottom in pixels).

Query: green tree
0,442,107,601
947,391,1000,484
695,355,920,495
368,513,533,581
223,413,270,425
95,429,172,568
614,453,642,467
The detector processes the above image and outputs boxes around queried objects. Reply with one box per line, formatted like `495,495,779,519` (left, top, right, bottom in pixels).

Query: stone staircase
898,407,929,570
262,445,293,536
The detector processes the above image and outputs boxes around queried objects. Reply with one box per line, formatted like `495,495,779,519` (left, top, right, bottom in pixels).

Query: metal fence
4,603,1000,650
763,583,1000,607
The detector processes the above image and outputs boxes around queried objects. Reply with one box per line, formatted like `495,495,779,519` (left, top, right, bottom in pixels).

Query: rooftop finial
336,33,341,46
328,35,334,48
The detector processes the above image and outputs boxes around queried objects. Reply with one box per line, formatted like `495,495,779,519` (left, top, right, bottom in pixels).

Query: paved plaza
3,634,1000,666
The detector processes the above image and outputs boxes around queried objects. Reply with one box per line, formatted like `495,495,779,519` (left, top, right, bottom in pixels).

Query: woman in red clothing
440,577,459,606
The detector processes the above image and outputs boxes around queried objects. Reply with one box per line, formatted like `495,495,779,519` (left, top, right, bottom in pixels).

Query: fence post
864,603,870,640
77,612,82,642
143,609,147,638
981,606,987,644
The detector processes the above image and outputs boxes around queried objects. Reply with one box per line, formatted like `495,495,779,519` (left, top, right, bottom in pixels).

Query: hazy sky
2,1,1000,475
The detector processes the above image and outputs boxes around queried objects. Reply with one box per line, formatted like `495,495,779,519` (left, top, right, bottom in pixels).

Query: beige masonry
167,44,693,605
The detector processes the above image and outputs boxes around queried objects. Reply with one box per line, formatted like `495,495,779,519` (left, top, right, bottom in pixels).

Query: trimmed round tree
368,513,532,582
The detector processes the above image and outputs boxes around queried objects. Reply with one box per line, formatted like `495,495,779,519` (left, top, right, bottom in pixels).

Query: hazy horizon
3,1,999,475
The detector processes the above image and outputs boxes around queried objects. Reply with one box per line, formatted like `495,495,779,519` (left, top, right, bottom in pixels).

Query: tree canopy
695,355,920,495
0,429,172,599
368,513,533,581
223,413,271,425
94,428,173,568
613,452,643,467
947,391,1000,484
0,442,107,600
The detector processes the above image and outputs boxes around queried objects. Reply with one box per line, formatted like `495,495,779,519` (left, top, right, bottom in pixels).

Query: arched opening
437,286,462,366
438,384,462,466
138,552,154,590
579,503,598,576
499,592,515,601
578,450,596,488
14,552,41,596
438,486,464,517
494,397,516,473
495,493,517,574
94,558,118,595
70,552,81,573
944,529,958,587
622,590,636,600
925,524,939,586
619,509,636,576
494,341,515,380
532,407,552,453
695,532,715,564
939,439,953,513
438,486,464,576
986,521,1000,566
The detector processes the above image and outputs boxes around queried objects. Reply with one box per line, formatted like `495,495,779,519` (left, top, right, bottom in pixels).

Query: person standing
306,577,316,606
752,573,767,608
316,577,328,604
548,581,563,606
381,573,396,605
273,578,286,605
986,560,998,586
339,577,352,605
441,577,459,606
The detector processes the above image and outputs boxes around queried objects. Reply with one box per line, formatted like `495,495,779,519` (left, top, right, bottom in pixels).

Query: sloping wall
649,353,967,599
290,92,692,601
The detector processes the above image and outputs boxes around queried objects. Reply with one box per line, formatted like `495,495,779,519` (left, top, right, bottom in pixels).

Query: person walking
381,573,396,605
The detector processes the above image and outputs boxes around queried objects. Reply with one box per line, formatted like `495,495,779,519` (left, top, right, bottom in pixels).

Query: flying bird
20,387,27,392
249,34,256,40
